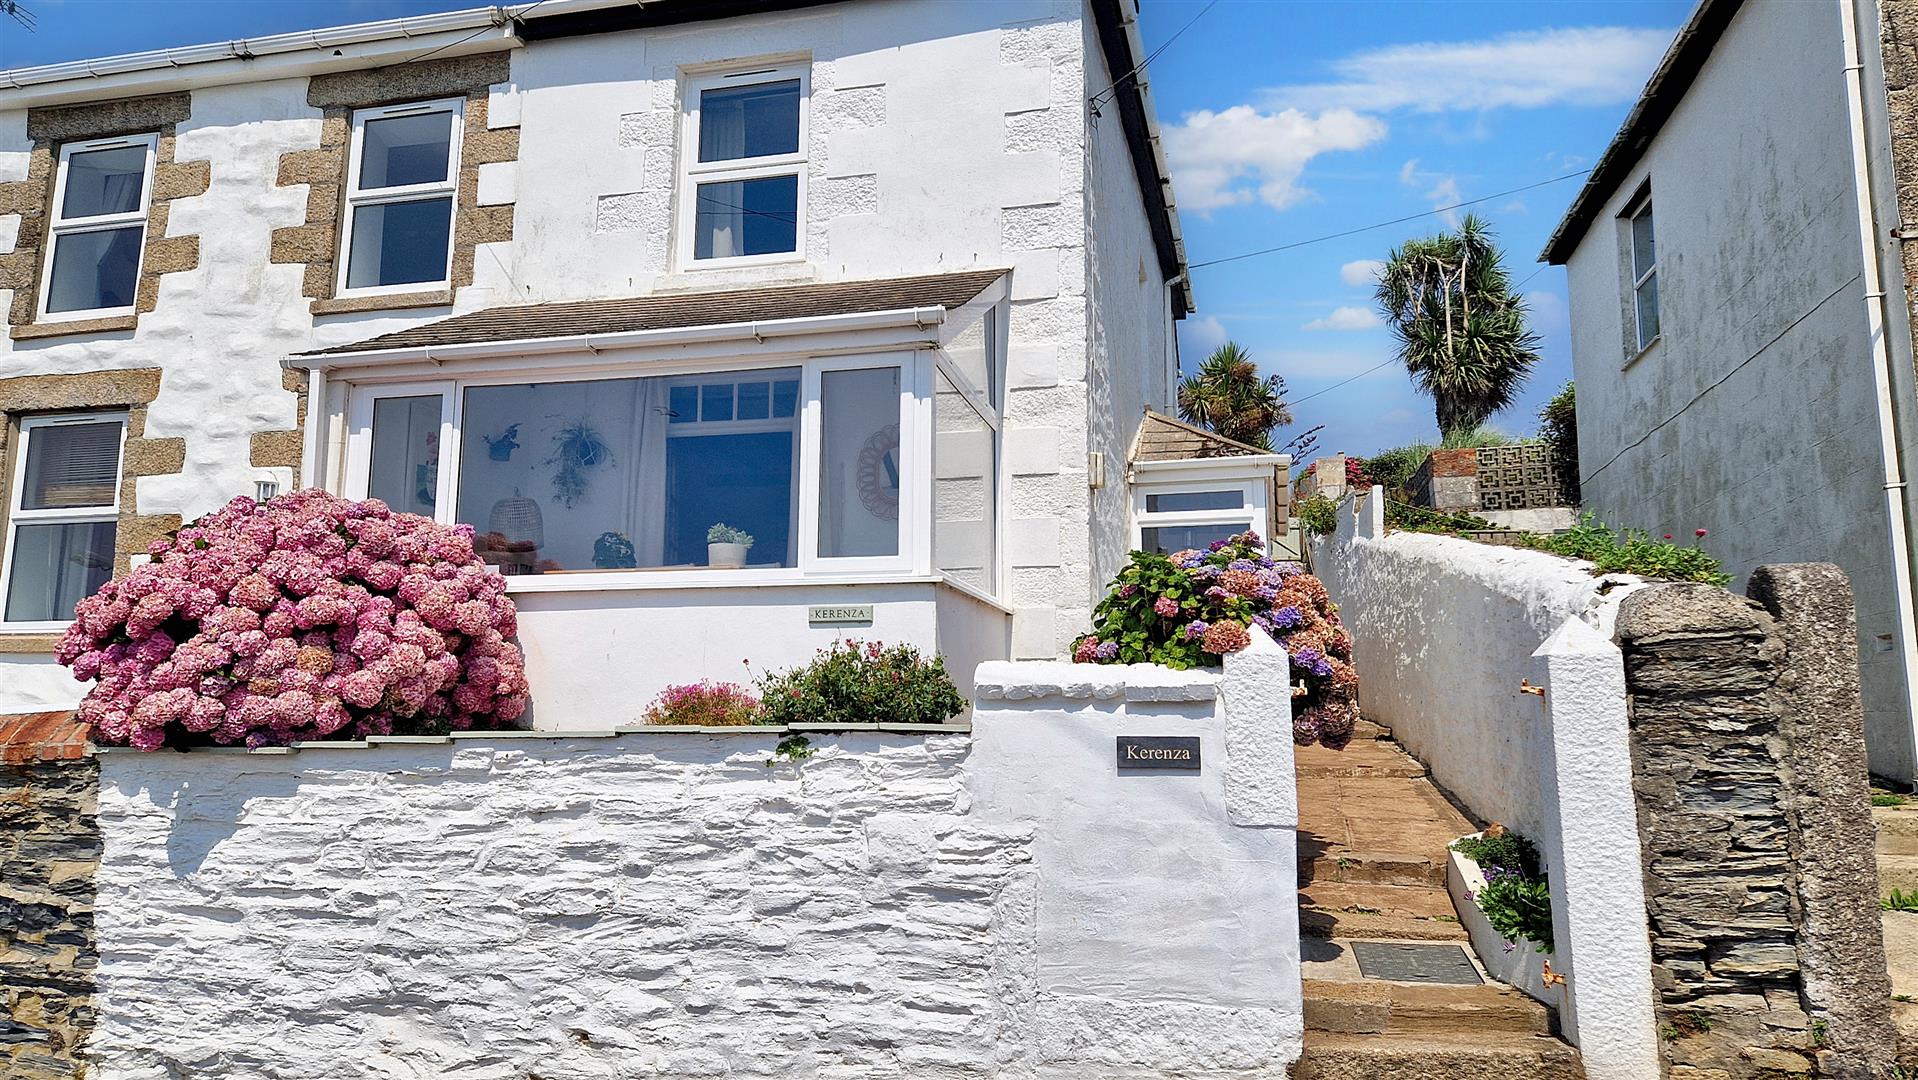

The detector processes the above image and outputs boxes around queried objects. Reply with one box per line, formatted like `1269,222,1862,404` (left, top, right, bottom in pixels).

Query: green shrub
1539,382,1579,503
1439,424,1521,449
1517,515,1729,585
1385,499,1495,535
755,639,965,727
1359,443,1434,499
1298,494,1339,536
1885,889,1918,913
1452,829,1554,953
1871,792,1907,807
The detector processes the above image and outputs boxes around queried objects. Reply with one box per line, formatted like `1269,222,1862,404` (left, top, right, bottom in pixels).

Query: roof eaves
1089,0,1194,317
1540,0,1743,265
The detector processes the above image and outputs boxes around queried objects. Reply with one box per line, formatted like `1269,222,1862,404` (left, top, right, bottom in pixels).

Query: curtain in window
97,173,141,216
629,379,672,566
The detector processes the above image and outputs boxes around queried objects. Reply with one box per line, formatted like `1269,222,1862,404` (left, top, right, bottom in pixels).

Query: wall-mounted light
255,477,281,503
1088,451,1106,490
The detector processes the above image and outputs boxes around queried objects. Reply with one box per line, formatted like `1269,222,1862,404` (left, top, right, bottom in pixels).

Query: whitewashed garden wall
88,638,1301,1080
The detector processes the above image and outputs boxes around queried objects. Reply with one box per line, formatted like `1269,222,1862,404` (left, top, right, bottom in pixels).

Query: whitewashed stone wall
91,647,1301,1079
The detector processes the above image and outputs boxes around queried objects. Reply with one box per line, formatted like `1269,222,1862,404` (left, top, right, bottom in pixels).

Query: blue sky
0,0,1690,457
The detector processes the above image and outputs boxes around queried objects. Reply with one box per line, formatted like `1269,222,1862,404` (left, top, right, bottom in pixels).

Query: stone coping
973,659,1220,702
91,723,972,755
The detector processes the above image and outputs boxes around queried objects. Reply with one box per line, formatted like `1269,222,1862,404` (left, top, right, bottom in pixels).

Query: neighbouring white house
1544,0,1918,783
0,0,1290,724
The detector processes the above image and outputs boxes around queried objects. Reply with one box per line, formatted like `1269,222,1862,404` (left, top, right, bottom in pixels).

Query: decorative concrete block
476,160,517,206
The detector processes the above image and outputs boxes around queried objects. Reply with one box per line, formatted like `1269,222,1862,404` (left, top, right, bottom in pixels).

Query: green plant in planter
1298,494,1339,537
1453,830,1554,953
707,523,754,546
754,639,964,727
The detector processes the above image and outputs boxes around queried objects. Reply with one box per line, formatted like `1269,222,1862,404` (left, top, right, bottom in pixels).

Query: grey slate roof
1130,411,1274,463
303,269,1009,356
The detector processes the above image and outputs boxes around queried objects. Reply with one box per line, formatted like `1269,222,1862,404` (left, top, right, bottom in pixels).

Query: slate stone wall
0,757,98,1078
1617,572,1895,1079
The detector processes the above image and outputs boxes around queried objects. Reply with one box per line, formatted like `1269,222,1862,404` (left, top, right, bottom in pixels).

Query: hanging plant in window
549,419,613,508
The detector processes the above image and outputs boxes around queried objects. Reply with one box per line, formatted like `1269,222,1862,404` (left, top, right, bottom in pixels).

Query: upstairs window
680,64,808,265
341,99,461,293
42,134,156,318
2,413,125,626
1627,193,1659,353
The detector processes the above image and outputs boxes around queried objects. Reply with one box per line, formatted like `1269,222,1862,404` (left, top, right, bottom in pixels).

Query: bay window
41,134,156,318
680,64,808,265
341,99,461,293
2,413,125,626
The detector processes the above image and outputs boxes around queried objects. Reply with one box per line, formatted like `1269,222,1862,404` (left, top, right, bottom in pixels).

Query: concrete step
1302,978,1554,1037
1300,882,1467,941
1299,849,1446,889
1878,805,1918,857
1293,1031,1583,1080
1298,740,1427,779
1352,719,1391,741
1880,852,1918,893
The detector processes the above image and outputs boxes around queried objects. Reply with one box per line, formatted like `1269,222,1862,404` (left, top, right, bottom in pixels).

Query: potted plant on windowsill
707,523,754,569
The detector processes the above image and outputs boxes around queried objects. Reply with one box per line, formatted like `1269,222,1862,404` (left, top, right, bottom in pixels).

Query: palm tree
1375,214,1541,438
1177,342,1293,450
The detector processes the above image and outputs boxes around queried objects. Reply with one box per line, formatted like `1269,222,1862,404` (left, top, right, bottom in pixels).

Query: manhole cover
1351,941,1483,985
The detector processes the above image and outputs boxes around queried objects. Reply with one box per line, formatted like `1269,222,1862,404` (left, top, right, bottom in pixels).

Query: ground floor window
344,354,954,580
1132,480,1266,556
1,412,125,626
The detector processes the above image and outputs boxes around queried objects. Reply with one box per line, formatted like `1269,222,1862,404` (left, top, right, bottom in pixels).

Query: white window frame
930,308,1004,596
1626,192,1659,355
337,98,464,299
1129,475,1268,554
0,411,127,631
676,62,810,270
340,351,929,588
37,133,158,322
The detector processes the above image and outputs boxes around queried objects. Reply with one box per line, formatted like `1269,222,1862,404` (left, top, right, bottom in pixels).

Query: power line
1189,169,1592,270
1089,0,1217,114
393,0,550,68
1286,358,1400,407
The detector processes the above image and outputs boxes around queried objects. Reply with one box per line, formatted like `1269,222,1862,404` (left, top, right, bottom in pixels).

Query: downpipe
1840,0,1918,788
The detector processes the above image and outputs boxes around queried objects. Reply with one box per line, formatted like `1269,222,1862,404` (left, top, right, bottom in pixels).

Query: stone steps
1299,849,1446,888
1302,978,1554,1036
1297,740,1428,779
1292,1031,1584,1080
1299,884,1468,941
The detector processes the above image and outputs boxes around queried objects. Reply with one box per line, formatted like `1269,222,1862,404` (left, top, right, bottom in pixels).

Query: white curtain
629,379,672,566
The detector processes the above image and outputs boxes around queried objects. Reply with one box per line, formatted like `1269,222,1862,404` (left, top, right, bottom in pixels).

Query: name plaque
1115,735,1201,771
808,604,875,625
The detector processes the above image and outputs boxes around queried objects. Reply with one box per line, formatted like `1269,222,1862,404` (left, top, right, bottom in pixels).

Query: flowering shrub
57,490,528,750
1070,531,1361,748
1453,829,1554,953
755,639,964,727
643,680,762,726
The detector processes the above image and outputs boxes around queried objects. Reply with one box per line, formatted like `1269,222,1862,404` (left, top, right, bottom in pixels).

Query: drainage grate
1351,941,1483,985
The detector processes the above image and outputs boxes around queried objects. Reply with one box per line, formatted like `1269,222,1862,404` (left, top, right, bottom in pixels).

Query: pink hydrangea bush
56,490,528,750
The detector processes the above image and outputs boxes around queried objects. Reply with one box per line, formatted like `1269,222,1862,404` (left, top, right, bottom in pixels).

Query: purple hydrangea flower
1292,646,1334,678
1208,539,1229,552
1093,641,1119,661
1269,605,1304,629
1227,559,1256,572
1254,585,1280,603
1204,586,1229,602
1183,620,1210,641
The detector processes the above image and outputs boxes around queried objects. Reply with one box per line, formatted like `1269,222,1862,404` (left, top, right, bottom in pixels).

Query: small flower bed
1070,532,1361,748
1453,829,1554,953
642,681,762,726
1517,515,1728,585
755,639,965,727
57,490,527,750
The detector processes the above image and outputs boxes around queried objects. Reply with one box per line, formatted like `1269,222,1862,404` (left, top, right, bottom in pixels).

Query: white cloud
1303,305,1381,332
1164,105,1387,213
1400,160,1464,225
1180,313,1231,354
1340,259,1385,287
1266,27,1673,114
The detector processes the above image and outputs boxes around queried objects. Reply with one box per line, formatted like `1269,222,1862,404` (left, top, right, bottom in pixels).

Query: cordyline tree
1375,214,1541,438
1177,342,1295,451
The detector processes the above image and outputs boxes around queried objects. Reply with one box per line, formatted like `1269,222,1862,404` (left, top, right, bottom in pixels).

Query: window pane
699,80,801,162
693,176,798,259
1630,206,1656,278
1140,523,1242,555
456,371,800,573
772,379,798,418
1636,272,1660,350
738,382,770,420
62,145,147,218
359,111,454,189
5,521,115,623
935,371,995,591
22,421,123,510
701,383,734,422
46,226,142,312
818,367,901,559
368,395,442,517
944,310,992,401
346,197,453,288
1146,490,1242,513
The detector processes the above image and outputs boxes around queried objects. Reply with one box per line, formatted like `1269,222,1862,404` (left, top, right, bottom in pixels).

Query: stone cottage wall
0,740,99,1078
1616,572,1896,1079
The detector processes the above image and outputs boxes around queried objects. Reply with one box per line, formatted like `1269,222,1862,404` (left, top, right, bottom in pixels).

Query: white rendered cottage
0,0,1275,723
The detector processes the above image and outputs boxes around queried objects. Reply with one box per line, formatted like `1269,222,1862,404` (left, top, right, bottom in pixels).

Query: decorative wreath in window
857,423,901,521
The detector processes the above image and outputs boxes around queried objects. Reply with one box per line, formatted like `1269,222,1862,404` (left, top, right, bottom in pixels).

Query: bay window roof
300,269,1009,359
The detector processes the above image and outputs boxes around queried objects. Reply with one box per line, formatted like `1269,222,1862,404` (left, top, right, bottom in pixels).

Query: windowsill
11,314,138,341
1624,334,1660,369
673,252,809,276
0,630,68,654
502,568,999,601
312,289,454,316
